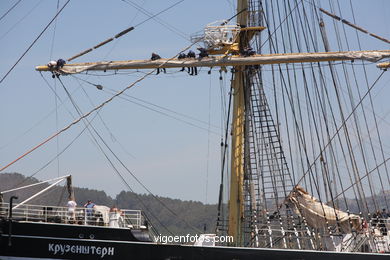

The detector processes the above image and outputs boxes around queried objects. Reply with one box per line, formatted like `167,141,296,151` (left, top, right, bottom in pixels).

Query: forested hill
0,172,217,235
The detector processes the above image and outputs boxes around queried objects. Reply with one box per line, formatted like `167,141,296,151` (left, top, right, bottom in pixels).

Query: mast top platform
190,20,265,55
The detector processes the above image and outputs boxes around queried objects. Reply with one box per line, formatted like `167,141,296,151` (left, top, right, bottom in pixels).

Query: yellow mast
227,0,247,246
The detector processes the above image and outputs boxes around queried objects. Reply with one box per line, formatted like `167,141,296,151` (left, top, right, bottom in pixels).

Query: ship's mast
227,0,247,246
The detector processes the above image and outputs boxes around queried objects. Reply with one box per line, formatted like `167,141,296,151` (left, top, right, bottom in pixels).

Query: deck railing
0,202,144,229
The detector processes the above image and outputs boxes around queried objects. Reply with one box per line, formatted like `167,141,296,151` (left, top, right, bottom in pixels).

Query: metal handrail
0,202,144,229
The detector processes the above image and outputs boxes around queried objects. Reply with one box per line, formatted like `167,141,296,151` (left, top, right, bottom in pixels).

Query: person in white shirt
67,199,77,222
109,207,122,227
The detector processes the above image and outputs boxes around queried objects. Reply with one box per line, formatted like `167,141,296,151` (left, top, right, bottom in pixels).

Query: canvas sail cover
35,50,390,74
288,186,361,233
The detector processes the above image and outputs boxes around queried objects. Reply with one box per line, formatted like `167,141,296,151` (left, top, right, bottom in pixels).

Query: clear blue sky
0,0,389,204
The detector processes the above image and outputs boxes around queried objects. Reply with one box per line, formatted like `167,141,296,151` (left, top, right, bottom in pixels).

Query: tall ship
1,0,390,259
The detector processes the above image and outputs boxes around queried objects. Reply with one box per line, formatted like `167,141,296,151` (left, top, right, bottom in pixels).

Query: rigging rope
348,0,390,208
312,0,363,215
58,74,201,234
69,74,222,131
50,0,61,177
261,0,367,242
49,0,60,60
73,78,136,159
0,39,198,173
57,76,172,235
325,1,374,214
296,70,386,186
67,0,185,62
337,0,381,211
0,0,43,41
296,0,344,230
260,0,302,49
204,72,213,206
121,0,188,41
216,71,234,231
0,0,23,22
0,0,71,86
334,155,390,202
1,40,204,235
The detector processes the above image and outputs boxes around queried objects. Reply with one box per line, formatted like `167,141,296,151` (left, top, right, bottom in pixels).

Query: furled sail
35,50,390,74
288,186,361,233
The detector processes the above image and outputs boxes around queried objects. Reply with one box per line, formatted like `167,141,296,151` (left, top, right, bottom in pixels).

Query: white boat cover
288,186,361,233
94,205,110,224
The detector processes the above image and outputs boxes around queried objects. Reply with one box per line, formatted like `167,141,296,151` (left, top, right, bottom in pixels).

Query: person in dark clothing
189,66,197,76
379,209,388,235
382,208,389,218
197,47,209,58
151,52,161,60
56,59,66,69
178,53,186,72
186,50,197,76
372,210,380,227
187,50,196,58
150,52,166,74
242,47,256,57
178,53,186,59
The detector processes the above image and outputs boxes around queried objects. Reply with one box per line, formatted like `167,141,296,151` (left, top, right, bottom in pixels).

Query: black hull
1,221,388,259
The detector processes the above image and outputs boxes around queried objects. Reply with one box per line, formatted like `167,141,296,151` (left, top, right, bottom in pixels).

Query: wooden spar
36,50,390,74
377,61,390,69
67,26,134,62
320,8,390,45
66,175,75,201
